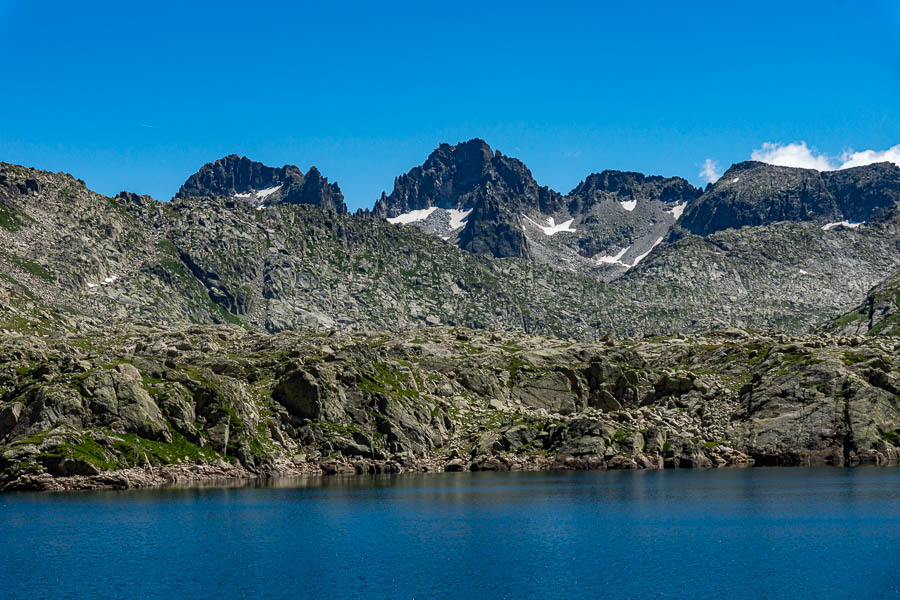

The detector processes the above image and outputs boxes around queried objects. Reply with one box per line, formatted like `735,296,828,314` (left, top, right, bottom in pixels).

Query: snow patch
387,207,438,225
594,237,664,269
255,185,281,200
731,177,740,183
620,199,637,212
627,237,664,269
447,208,472,231
595,245,631,265
822,220,864,231
87,275,118,289
799,269,809,275
523,215,577,236
666,202,686,221
233,192,252,199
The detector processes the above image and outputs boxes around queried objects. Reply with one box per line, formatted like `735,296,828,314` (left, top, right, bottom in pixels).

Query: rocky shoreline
6,445,900,493
2,325,899,493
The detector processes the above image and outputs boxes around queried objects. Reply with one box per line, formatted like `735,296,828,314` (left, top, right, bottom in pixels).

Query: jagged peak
176,155,346,213
569,169,702,202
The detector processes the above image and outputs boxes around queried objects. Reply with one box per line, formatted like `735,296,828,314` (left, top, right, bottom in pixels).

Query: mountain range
1,140,899,490
2,139,899,338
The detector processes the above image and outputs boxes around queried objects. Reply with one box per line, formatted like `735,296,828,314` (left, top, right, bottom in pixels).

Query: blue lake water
2,468,899,599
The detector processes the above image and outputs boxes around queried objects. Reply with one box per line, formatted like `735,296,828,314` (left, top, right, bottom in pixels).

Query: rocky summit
0,146,899,491
177,154,347,213
373,139,704,278
673,160,900,238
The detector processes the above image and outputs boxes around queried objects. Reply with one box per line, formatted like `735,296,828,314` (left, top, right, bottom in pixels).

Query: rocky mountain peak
569,170,702,205
374,138,523,218
176,155,347,214
673,160,900,238
176,154,281,198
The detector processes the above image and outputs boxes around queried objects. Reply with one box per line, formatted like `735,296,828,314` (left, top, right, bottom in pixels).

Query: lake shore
6,446,900,493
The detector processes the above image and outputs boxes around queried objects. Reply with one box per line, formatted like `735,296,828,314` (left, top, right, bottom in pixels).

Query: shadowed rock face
566,170,701,214
177,154,347,213
373,139,565,258
373,139,703,270
674,161,900,238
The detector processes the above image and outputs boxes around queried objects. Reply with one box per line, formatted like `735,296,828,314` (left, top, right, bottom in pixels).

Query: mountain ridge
2,154,900,492
2,159,899,342
176,154,347,214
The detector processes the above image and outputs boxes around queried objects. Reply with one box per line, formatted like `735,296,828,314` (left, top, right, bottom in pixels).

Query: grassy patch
843,351,868,366
110,430,220,466
5,253,54,281
0,205,29,232
37,436,119,471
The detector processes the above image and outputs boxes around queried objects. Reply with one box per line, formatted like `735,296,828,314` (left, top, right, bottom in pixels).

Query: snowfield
387,207,439,225
822,220,863,231
523,215,577,236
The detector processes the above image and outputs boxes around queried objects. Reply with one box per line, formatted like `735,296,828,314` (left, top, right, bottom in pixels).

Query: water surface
2,468,899,599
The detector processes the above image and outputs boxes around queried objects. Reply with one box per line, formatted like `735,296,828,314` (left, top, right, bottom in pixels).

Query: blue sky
1,0,898,210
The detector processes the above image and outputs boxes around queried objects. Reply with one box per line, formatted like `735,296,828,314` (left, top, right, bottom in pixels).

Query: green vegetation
37,435,119,471
4,253,54,281
843,351,868,365
0,205,29,232
834,309,866,326
357,363,421,403
110,430,220,466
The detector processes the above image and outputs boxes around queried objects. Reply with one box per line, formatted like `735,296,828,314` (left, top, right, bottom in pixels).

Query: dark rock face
675,161,900,238
566,170,701,214
374,139,565,258
373,139,562,217
456,193,530,258
374,139,703,269
176,154,347,213
822,163,900,223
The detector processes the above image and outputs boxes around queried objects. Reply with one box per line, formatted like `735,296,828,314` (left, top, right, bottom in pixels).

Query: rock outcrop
1,325,898,491
825,269,900,336
176,154,347,213
374,139,565,258
674,161,900,238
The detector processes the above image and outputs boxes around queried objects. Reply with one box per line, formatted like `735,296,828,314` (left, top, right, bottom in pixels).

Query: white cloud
838,144,900,170
750,142,835,171
748,141,900,172
699,158,721,184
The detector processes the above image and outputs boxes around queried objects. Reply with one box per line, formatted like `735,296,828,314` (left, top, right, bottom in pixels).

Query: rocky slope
2,161,899,340
373,139,703,277
825,269,900,336
177,154,347,213
674,161,900,238
1,324,898,491
372,142,900,285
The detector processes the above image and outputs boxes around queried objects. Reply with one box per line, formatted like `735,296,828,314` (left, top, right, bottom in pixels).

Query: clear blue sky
1,0,898,210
